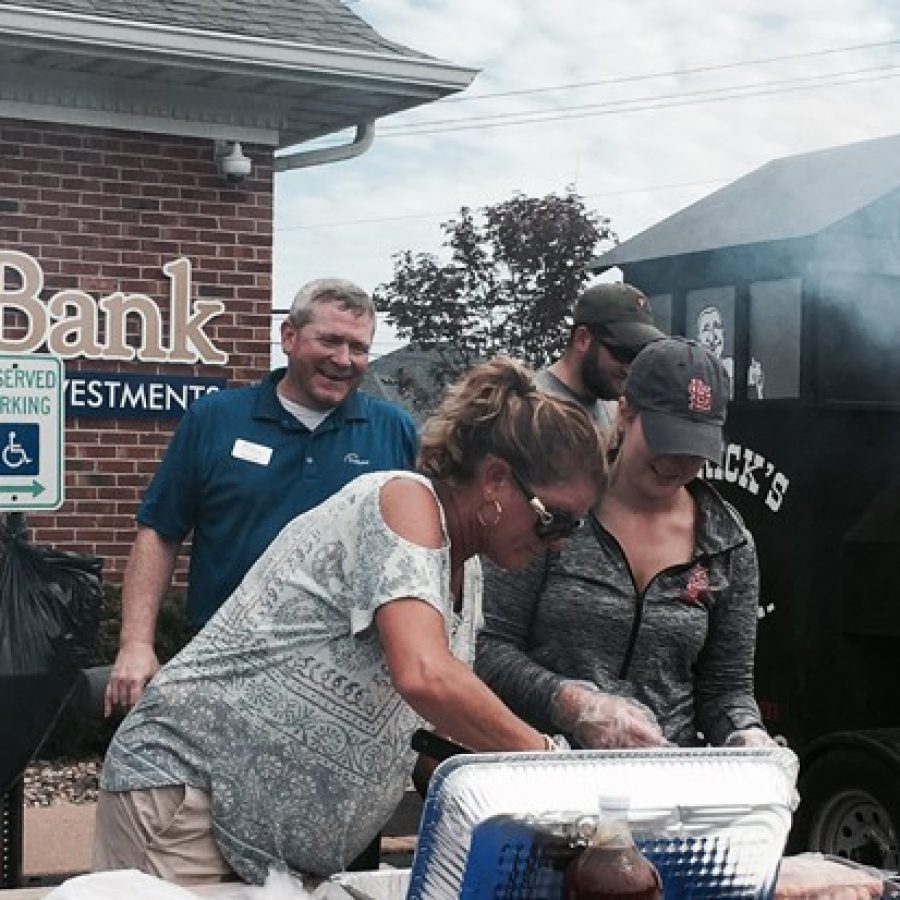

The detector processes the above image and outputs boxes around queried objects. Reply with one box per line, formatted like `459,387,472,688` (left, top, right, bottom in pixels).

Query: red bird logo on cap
688,377,713,412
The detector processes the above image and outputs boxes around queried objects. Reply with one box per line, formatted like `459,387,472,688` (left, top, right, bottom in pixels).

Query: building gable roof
594,132,900,269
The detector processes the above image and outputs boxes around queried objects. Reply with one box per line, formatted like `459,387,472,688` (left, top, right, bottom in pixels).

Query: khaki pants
92,785,237,886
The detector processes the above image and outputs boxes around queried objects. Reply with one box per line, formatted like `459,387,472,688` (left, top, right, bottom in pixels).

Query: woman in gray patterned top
93,357,607,886
476,338,777,750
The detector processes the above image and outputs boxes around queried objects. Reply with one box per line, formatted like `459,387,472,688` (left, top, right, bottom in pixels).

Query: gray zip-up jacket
475,479,765,747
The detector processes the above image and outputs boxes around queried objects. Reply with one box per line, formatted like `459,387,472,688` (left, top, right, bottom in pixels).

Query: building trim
0,5,477,91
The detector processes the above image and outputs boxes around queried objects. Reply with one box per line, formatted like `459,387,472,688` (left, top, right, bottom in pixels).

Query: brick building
0,0,475,585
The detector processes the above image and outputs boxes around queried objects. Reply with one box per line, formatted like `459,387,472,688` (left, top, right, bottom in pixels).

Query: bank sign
0,250,228,365
0,249,231,420
0,354,64,510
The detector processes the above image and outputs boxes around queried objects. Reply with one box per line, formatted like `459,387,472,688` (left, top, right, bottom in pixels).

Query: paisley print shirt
101,471,482,882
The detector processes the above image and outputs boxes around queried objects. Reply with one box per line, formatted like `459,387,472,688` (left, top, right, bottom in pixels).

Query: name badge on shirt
231,438,273,466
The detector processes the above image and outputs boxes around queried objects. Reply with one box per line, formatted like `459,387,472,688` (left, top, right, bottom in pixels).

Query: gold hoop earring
476,498,503,528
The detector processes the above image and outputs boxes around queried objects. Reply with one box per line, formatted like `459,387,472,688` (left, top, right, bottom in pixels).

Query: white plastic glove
774,853,883,899
551,682,670,749
723,726,779,748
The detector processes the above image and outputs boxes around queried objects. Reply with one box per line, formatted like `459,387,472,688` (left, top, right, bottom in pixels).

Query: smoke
817,270,900,403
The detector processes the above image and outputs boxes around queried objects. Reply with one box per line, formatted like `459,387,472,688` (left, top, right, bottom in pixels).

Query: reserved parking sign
0,354,64,510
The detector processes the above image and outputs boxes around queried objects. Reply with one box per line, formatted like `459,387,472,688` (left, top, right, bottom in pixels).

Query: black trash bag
0,516,103,794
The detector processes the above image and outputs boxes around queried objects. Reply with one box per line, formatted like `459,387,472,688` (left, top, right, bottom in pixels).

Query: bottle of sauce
565,801,663,900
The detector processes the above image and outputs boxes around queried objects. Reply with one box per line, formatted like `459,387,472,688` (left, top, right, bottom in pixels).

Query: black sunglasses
509,471,585,541
597,338,637,365
586,327,638,365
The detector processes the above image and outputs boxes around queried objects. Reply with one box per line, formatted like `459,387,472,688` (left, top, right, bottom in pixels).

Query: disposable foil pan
335,746,798,900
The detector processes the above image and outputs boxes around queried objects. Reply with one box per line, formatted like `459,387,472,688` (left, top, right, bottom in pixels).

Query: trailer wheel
789,748,900,871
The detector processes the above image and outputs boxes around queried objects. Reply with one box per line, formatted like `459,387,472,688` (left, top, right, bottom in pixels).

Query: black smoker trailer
592,132,900,871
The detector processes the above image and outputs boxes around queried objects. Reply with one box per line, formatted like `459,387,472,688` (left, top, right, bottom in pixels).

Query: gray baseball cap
573,283,665,350
624,337,730,462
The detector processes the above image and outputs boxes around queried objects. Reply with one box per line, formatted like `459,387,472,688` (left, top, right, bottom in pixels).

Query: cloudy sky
271,0,900,359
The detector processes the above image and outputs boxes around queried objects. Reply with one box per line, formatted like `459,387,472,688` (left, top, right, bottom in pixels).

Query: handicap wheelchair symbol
3,431,32,468
0,424,39,476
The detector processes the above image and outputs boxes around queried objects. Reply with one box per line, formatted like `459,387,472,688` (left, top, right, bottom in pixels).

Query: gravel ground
23,758,101,807
19,758,419,870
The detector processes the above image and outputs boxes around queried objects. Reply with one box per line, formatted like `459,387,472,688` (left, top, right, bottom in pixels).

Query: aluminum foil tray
346,747,797,900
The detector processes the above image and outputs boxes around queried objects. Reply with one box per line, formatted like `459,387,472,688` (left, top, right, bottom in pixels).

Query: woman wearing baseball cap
476,337,776,750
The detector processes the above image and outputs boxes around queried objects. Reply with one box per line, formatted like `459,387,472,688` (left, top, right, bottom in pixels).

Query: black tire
788,747,900,870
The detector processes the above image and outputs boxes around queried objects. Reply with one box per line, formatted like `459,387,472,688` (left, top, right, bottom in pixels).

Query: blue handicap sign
0,424,40,477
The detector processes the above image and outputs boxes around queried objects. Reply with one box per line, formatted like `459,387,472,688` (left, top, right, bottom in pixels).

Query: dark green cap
573,283,665,350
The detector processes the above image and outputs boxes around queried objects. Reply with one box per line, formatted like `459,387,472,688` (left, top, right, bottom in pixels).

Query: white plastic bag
46,869,199,900
208,870,348,900
45,868,347,900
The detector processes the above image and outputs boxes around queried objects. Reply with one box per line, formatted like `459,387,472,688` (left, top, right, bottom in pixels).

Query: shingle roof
364,344,472,421
594,132,900,269
5,0,428,57
0,0,476,146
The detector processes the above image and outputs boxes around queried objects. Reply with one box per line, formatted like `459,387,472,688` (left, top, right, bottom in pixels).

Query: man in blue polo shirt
105,278,417,716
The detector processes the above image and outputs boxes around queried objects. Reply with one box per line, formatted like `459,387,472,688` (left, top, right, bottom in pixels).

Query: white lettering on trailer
704,442,791,512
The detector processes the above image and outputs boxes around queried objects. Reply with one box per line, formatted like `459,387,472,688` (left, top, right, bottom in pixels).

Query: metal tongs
410,728,471,761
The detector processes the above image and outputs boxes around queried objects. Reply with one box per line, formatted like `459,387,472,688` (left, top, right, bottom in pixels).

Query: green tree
375,189,617,391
